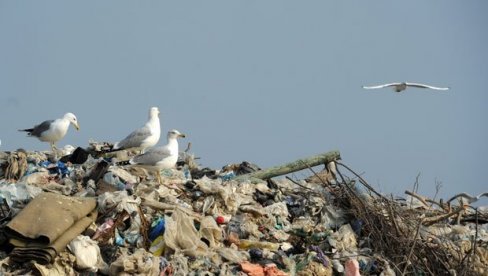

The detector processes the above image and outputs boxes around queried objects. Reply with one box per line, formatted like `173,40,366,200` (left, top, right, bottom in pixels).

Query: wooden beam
235,150,341,181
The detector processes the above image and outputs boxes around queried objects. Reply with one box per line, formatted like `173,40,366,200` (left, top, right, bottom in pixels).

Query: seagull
446,192,488,205
362,82,449,93
128,129,186,183
113,107,161,153
19,112,80,154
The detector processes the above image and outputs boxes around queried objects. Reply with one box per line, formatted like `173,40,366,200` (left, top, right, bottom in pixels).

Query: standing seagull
362,82,449,93
128,129,185,184
113,107,161,153
19,112,80,154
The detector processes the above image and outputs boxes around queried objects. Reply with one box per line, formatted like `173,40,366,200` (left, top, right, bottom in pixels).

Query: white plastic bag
67,235,107,272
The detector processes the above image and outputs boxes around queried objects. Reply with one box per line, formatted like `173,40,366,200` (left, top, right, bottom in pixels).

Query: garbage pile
0,147,487,275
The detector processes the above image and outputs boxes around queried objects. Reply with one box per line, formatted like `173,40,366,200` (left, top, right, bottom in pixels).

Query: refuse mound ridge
0,147,487,275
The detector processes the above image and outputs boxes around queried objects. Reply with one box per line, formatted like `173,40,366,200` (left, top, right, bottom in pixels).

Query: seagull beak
179,133,186,138
74,122,80,131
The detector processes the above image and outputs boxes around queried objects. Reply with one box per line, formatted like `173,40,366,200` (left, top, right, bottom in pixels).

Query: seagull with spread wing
362,82,449,93
446,192,488,205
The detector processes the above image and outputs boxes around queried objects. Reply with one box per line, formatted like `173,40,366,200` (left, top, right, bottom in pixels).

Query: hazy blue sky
1,1,487,202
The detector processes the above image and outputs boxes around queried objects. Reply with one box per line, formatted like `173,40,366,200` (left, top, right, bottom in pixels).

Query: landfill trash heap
0,145,487,275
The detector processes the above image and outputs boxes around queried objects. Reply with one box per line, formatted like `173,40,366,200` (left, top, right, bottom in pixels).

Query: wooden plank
235,150,340,180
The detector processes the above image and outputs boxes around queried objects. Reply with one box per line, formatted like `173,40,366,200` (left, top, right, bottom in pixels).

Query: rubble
0,147,487,275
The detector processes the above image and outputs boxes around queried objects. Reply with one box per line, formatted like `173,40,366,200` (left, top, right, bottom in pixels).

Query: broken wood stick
235,150,340,181
405,190,446,210
422,208,464,226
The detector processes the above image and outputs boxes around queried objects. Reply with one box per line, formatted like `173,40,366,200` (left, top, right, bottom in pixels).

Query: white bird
113,107,161,153
19,112,80,154
362,82,449,93
446,192,488,205
128,129,186,183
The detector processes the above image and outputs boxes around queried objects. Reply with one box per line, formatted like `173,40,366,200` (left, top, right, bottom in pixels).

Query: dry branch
422,208,464,226
405,190,446,210
332,162,483,275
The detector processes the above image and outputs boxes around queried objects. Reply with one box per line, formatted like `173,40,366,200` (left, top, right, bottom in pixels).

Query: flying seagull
362,82,449,93
446,192,488,205
113,107,161,153
128,129,185,183
19,112,80,154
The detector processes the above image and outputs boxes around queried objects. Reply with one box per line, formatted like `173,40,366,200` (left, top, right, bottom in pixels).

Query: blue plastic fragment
148,217,166,241
183,168,191,179
115,230,125,246
219,171,236,181
40,161,70,176
102,172,126,191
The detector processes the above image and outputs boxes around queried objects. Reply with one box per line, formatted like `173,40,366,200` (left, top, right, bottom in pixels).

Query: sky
1,1,487,202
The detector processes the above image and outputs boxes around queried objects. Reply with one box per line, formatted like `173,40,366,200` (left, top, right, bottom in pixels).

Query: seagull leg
157,170,162,185
53,144,59,151
51,143,58,159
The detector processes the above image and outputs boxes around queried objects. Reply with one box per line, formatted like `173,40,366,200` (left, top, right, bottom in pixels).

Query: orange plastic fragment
264,263,288,276
240,261,265,276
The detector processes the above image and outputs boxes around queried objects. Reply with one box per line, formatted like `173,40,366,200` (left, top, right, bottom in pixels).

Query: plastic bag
164,209,209,257
0,182,42,210
328,224,357,253
217,247,248,264
199,216,223,248
67,235,108,273
195,177,241,214
109,248,160,276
